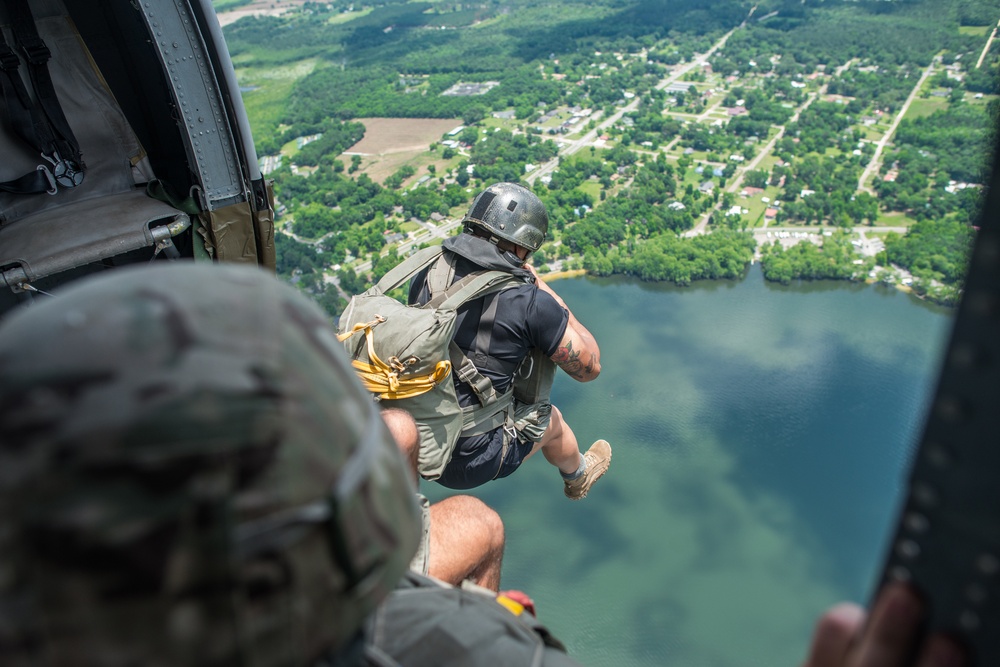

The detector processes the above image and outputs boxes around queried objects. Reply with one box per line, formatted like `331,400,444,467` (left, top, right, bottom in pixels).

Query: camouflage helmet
0,263,420,666
462,182,549,253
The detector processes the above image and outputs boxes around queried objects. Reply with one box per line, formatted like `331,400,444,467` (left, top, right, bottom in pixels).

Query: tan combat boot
563,439,612,500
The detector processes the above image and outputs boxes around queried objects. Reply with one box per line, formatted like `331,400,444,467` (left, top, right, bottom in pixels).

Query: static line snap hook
36,164,57,195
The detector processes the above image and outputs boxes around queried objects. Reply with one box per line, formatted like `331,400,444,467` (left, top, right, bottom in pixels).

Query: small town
220,0,996,311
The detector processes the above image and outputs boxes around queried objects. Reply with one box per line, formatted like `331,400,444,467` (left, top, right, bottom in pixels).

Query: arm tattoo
551,339,596,380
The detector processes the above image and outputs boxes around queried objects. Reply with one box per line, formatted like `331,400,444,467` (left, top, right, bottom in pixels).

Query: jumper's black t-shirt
409,253,568,409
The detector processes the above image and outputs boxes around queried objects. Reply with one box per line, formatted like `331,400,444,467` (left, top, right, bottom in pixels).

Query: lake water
424,264,953,667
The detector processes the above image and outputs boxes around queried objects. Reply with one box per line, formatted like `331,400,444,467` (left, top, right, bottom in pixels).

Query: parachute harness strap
336,314,451,399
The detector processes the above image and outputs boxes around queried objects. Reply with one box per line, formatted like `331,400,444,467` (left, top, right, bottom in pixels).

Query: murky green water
423,265,953,667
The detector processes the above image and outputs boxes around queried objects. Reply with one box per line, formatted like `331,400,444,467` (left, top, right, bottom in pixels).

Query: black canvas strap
0,0,85,195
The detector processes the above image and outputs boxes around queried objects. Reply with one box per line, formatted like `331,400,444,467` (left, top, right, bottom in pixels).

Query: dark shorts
436,427,535,489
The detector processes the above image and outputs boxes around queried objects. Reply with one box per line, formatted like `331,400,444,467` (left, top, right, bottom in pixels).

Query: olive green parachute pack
338,246,557,480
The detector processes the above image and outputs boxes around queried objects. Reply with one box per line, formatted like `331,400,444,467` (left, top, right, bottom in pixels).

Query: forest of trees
884,218,975,293
585,230,756,285
759,231,862,284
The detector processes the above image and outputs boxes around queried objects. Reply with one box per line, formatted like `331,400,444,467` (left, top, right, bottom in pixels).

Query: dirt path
976,19,1000,69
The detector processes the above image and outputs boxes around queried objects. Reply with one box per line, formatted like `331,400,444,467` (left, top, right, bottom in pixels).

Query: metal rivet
976,237,999,264
966,292,996,316
904,512,929,534
949,344,979,369
935,396,966,422
896,539,920,560
925,442,953,468
965,583,988,605
912,483,939,508
959,610,980,632
976,553,999,576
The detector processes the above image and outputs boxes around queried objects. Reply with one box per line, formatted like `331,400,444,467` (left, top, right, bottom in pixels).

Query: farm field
347,118,463,155
345,118,463,184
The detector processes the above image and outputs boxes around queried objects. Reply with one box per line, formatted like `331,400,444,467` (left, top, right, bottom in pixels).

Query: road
856,57,937,194
348,21,750,274
350,216,463,276
683,57,859,237
684,93,817,237
527,24,742,186
975,18,1000,69
291,3,902,278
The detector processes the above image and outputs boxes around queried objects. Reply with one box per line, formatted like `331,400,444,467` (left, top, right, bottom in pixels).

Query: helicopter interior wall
0,0,200,317
64,1,197,198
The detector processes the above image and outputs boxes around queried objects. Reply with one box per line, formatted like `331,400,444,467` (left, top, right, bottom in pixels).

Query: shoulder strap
0,0,84,193
374,245,444,293
435,270,518,311
426,252,457,298
0,30,53,194
446,282,521,409
8,0,83,168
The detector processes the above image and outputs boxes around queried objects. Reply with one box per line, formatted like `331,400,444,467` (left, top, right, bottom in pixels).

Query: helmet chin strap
490,237,527,267
501,249,525,267
467,225,527,266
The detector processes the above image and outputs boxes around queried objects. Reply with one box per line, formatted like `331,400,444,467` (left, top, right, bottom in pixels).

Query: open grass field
237,59,319,136
959,25,992,36
739,185,782,225
905,97,949,119
326,7,374,25
878,210,919,227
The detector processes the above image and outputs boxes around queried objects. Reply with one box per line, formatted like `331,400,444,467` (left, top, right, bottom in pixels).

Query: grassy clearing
906,97,948,119
358,153,419,185
757,153,782,172
878,211,919,227
280,138,300,159
578,181,602,201
859,126,884,141
681,167,708,188
237,59,319,136
211,0,252,10
326,8,374,24
959,26,992,36
739,185,782,226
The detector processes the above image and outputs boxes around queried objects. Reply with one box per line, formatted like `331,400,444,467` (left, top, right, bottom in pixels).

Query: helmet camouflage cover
0,263,420,666
463,182,549,253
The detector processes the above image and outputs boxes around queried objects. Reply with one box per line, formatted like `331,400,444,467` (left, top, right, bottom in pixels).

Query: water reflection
424,266,952,667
